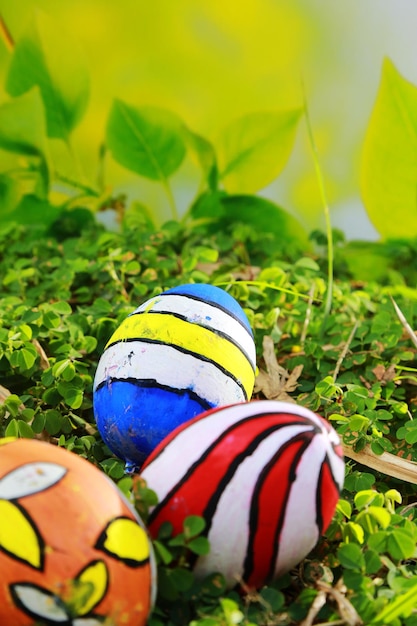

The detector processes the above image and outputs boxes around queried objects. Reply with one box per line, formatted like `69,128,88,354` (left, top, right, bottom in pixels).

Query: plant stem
390,296,417,349
0,14,14,51
302,83,334,338
55,172,100,197
332,319,359,382
163,179,179,221
96,143,107,193
300,283,316,345
215,279,318,302
66,137,91,190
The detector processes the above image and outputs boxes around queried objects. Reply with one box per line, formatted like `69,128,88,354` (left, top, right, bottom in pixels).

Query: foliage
0,10,306,246
2,216,417,624
1,12,417,242
2,10,417,626
361,58,417,239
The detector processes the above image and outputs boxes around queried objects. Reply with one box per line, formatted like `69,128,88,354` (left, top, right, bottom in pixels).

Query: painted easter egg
0,437,155,626
141,400,345,589
93,283,256,469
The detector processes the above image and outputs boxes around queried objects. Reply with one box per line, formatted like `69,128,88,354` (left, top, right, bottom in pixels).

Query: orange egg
0,437,156,626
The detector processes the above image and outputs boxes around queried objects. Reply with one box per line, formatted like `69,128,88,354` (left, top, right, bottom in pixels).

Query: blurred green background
1,0,416,237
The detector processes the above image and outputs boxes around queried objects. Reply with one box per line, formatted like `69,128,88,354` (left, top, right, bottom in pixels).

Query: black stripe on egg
95,376,213,411
94,339,248,401
242,432,316,584
157,291,253,332
125,309,256,374
130,292,256,368
147,412,313,524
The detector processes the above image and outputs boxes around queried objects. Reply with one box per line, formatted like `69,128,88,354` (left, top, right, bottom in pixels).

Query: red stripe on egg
244,433,314,587
316,455,341,533
147,413,314,537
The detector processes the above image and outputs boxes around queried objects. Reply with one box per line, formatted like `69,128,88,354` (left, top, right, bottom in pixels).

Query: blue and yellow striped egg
93,284,256,468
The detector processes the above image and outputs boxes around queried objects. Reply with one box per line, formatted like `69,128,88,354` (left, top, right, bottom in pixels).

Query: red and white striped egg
141,400,345,589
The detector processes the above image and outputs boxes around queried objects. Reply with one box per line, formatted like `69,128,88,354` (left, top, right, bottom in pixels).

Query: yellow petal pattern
74,560,108,616
0,500,42,569
97,517,150,566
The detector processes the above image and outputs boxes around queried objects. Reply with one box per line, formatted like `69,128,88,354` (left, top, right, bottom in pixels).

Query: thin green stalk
215,280,321,302
65,137,92,191
55,172,100,197
96,143,107,193
302,83,334,337
163,178,179,221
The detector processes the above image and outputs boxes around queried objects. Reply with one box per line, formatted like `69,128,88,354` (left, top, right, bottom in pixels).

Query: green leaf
361,58,417,238
336,499,352,519
3,395,23,418
6,11,89,140
171,567,194,592
153,540,173,565
344,471,375,493
184,515,206,539
218,109,302,193
157,567,179,602
5,419,19,438
199,573,227,598
31,412,46,434
57,381,83,409
370,440,385,455
106,100,186,181
0,173,24,215
17,420,34,438
3,194,61,227
168,533,186,548
356,507,391,533
157,521,173,541
342,522,364,545
183,126,218,190
9,345,38,371
0,90,50,193
349,414,371,432
260,588,285,612
123,202,156,231
220,598,244,625
364,549,382,575
354,490,384,510
385,489,402,506
190,190,225,220
371,580,417,624
0,89,48,159
337,242,392,282
187,536,210,556
49,301,72,315
18,348,37,370
53,359,74,380
202,195,309,252
337,543,365,571
45,410,63,435
387,529,416,560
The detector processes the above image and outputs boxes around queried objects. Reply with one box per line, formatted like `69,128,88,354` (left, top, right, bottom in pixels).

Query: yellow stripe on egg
132,294,256,370
106,312,255,397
